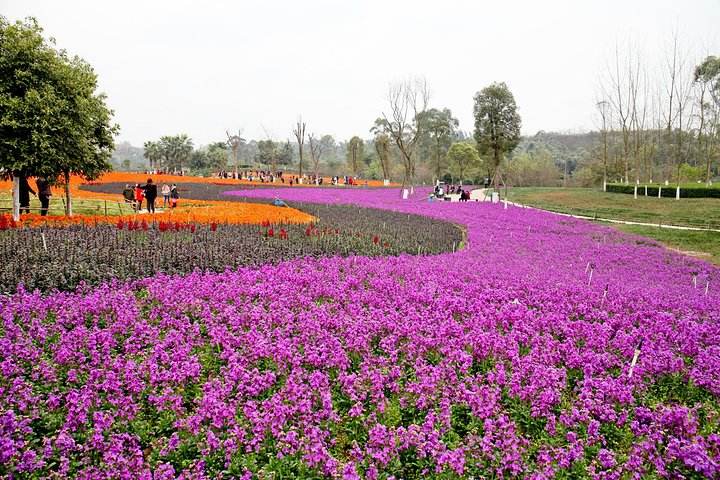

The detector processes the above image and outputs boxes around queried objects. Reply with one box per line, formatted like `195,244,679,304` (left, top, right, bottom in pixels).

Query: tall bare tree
226,130,245,175
379,77,429,190
595,99,611,190
605,43,634,184
293,119,306,179
308,133,325,181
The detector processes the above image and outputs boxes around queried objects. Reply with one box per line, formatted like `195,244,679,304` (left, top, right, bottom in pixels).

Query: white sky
2,0,719,146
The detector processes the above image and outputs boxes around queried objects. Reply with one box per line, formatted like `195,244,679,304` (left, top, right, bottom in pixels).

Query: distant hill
111,141,146,171
513,130,598,176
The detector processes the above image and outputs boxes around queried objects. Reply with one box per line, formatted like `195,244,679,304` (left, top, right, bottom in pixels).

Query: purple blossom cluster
1,187,719,478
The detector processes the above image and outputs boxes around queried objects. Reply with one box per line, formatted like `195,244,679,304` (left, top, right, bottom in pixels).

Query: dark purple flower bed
1,187,718,478
0,204,461,294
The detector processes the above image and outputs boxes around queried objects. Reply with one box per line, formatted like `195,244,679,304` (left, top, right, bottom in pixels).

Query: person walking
161,183,171,208
19,175,36,215
143,178,158,213
134,184,144,212
36,177,52,216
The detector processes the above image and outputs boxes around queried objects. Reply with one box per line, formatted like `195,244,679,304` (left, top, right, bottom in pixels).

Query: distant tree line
125,80,523,189
586,35,720,189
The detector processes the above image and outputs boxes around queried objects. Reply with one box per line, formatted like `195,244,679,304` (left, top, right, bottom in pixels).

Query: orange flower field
0,173,318,226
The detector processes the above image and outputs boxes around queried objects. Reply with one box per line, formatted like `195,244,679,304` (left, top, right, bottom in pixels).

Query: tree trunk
435,138,441,180
705,142,712,187
64,171,73,217
12,175,20,221
298,149,303,178
493,148,501,190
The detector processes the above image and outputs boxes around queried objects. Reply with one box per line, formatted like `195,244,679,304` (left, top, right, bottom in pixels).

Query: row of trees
593,36,720,189
132,81,522,189
0,17,118,219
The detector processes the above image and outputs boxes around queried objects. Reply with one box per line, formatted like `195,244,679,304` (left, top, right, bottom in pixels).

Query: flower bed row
0,205,462,294
0,199,313,229
0,186,718,478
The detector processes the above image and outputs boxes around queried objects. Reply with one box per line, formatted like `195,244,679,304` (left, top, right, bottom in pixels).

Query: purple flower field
1,187,719,478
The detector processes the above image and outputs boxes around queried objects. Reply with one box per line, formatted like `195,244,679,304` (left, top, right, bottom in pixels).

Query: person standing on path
35,177,52,216
170,184,179,208
161,183,171,208
134,184,144,212
143,178,158,213
19,175,36,215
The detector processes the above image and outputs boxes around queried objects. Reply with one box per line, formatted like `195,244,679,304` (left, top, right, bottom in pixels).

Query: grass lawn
505,187,720,228
617,225,720,264
0,192,135,216
505,187,720,264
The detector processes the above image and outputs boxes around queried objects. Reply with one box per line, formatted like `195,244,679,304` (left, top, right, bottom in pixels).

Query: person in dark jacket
36,177,52,216
169,184,179,208
19,175,36,215
143,178,158,213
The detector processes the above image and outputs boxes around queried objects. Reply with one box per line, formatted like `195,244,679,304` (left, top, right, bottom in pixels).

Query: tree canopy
473,82,521,187
418,108,459,180
0,16,118,182
446,142,480,184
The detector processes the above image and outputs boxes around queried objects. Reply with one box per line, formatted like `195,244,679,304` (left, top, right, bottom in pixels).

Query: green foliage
143,140,162,170
418,108,460,179
507,147,562,187
0,16,117,181
156,134,193,173
446,142,480,183
473,82,521,179
189,142,228,174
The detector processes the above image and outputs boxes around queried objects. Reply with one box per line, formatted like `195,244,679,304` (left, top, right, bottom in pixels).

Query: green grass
616,225,720,264
505,187,720,228
0,192,135,216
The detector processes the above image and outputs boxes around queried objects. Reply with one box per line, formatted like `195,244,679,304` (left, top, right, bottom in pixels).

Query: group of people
214,170,365,187
16,175,53,216
218,169,284,182
447,185,471,201
433,184,471,202
123,179,178,212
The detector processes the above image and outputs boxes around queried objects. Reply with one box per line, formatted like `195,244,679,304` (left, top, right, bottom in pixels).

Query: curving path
1,187,719,478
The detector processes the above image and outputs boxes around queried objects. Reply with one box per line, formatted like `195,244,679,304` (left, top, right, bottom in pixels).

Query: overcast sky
3,0,719,146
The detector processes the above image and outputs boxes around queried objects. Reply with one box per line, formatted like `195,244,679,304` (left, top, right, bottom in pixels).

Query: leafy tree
256,139,277,169
694,56,720,184
446,142,480,184
190,149,209,172
347,136,364,176
507,147,561,187
418,108,459,180
143,141,162,170
158,134,193,173
473,82,521,189
277,141,293,168
207,142,229,172
0,16,118,217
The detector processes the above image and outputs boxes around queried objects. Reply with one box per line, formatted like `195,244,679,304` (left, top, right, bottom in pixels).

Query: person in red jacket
134,184,144,212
